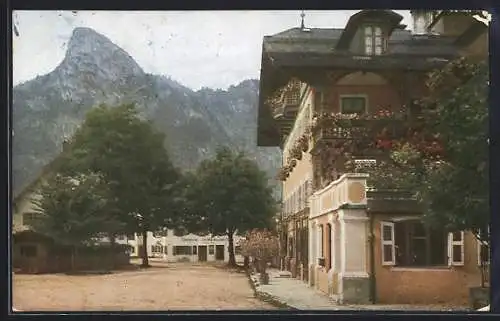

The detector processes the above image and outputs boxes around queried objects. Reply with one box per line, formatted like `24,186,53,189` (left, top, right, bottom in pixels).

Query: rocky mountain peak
59,27,144,79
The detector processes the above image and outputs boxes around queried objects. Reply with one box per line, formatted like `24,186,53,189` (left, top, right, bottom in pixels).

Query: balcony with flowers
275,130,310,182
307,104,446,193
307,107,411,189
265,79,302,121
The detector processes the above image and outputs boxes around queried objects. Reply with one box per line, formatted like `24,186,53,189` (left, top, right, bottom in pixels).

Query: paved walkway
251,269,470,311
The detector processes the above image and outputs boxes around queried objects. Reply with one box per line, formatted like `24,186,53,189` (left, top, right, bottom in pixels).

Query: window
295,190,299,212
151,245,163,253
192,246,197,255
22,213,41,227
298,185,303,211
20,245,37,257
117,235,125,241
303,182,306,208
208,245,215,255
235,246,242,255
383,220,449,267
364,25,384,55
318,225,324,258
127,233,135,240
173,246,192,256
314,90,324,111
327,224,332,270
341,96,367,115
477,228,490,266
130,247,135,254
381,222,395,265
448,231,464,266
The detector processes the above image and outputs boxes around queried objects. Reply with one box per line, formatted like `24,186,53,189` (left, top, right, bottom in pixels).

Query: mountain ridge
13,27,280,196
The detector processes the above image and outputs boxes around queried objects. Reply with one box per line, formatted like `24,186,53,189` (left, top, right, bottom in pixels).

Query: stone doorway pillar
308,219,316,287
337,209,370,304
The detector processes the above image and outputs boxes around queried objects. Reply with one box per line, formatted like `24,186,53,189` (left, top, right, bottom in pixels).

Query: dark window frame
394,220,448,267
340,96,367,115
319,224,324,259
173,245,192,256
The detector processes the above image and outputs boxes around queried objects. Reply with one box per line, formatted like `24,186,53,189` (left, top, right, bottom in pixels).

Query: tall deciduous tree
31,172,116,269
58,104,182,267
184,147,277,267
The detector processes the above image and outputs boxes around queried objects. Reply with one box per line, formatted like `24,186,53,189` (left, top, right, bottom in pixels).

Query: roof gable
337,10,404,50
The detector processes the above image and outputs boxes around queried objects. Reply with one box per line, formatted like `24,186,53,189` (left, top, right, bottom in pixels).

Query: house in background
127,230,244,264
257,9,488,305
12,148,68,273
12,141,131,273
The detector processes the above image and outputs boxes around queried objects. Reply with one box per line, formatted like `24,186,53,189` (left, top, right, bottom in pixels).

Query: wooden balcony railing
268,83,302,120
310,114,406,150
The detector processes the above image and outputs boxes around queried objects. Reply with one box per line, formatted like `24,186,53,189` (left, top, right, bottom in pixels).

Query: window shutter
298,185,303,210
448,231,465,266
302,181,306,208
477,228,490,266
293,190,299,214
318,225,324,258
381,222,395,266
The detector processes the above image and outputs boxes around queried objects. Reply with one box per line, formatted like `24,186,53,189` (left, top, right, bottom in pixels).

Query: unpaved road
13,262,276,311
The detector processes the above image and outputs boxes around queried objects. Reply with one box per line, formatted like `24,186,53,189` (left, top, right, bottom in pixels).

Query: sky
13,10,412,90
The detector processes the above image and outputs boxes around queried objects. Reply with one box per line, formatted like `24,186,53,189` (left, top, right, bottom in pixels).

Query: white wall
127,230,244,263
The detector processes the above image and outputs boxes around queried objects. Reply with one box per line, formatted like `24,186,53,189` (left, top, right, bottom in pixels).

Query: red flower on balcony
376,139,393,150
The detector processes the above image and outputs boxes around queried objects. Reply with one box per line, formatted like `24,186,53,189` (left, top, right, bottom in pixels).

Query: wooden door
215,245,225,261
198,246,208,262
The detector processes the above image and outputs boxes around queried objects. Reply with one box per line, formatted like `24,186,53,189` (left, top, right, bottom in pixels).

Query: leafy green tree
31,172,116,269
184,147,277,267
58,104,182,267
367,58,489,245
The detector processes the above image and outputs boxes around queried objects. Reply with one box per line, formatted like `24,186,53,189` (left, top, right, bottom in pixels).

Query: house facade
126,231,244,264
257,10,488,305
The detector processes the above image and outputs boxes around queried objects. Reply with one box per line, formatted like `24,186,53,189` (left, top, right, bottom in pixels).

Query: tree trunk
227,231,237,267
108,233,117,268
254,258,260,273
243,256,250,269
141,229,150,268
259,260,269,284
71,246,77,271
109,233,116,247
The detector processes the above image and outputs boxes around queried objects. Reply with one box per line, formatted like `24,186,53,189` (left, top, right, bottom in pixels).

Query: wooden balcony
272,94,300,119
312,126,367,146
366,189,421,214
310,115,406,152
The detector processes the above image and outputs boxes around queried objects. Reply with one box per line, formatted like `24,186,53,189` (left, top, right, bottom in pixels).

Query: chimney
411,10,431,35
